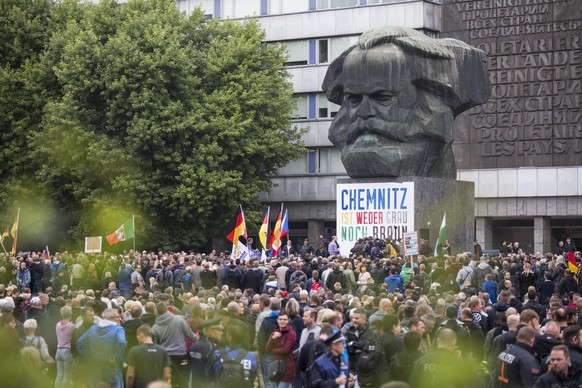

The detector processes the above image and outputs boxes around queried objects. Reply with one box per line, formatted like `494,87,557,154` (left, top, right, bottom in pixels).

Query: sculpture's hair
358,26,452,59
322,26,490,116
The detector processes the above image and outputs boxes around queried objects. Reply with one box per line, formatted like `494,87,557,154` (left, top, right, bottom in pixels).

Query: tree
27,0,304,250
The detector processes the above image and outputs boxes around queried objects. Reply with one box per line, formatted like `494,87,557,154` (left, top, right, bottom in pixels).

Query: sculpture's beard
329,104,455,178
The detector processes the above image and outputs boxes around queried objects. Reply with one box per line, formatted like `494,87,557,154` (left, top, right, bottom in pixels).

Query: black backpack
305,341,329,388
217,349,249,388
156,269,173,289
356,342,387,387
190,338,219,378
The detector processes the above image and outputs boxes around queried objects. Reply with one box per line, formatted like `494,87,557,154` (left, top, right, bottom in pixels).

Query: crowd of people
0,234,580,388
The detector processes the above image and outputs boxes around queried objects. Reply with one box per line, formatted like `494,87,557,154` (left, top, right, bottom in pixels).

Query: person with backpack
215,323,257,388
434,304,471,357
156,264,174,291
190,318,223,388
22,318,54,366
341,308,378,380
181,267,195,293
298,324,334,388
173,263,186,291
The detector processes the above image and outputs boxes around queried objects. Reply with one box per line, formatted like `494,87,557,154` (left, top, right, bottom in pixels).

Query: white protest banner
336,182,414,256
403,231,419,256
85,236,102,254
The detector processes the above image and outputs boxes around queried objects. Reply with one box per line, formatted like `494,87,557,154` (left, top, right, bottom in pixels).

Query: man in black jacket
534,345,582,387
494,327,540,387
241,261,262,294
558,269,577,297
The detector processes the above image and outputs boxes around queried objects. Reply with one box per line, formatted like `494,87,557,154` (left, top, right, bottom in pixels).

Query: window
270,0,310,14
197,0,215,17
284,41,309,66
223,0,261,18
177,0,190,13
278,149,346,175
369,0,403,4
317,94,341,119
318,148,345,173
330,36,359,61
308,150,316,174
292,95,309,120
317,0,358,9
318,39,329,64
278,155,309,175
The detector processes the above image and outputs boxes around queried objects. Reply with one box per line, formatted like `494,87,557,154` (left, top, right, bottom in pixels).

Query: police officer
410,328,482,388
214,323,257,388
310,331,348,387
190,318,223,387
534,345,582,387
494,327,540,387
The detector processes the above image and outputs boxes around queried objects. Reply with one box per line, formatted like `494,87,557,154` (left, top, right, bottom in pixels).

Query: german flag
568,251,578,273
258,207,270,251
225,205,247,245
0,225,8,244
269,204,283,256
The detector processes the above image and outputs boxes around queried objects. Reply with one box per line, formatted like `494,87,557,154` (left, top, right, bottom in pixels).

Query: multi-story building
180,0,582,254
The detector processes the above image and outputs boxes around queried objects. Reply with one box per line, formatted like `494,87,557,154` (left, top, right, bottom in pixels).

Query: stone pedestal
338,177,475,254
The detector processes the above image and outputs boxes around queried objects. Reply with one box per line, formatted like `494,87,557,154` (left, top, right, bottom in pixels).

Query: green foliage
0,0,304,251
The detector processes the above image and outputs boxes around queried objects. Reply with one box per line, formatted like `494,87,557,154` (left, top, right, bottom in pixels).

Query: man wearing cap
153,302,196,388
310,331,348,387
190,317,224,387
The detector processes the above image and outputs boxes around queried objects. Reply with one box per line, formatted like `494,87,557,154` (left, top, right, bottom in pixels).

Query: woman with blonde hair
285,298,304,348
518,262,536,298
55,306,75,388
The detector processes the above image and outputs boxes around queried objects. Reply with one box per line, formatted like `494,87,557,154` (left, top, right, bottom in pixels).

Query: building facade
182,0,581,254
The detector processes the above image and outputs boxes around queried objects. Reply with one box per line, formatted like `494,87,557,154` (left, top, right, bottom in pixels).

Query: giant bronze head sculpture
323,26,491,178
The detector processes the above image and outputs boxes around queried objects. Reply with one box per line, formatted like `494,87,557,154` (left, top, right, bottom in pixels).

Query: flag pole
12,207,20,255
0,241,7,254
132,214,136,252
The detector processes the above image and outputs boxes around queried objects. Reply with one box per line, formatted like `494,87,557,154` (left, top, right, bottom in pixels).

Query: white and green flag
434,212,446,258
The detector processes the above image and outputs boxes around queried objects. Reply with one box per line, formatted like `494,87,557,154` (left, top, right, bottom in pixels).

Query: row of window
292,93,341,120
278,148,346,175
282,35,359,66
177,0,437,19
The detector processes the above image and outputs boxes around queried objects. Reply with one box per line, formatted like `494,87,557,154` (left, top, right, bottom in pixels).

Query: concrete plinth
339,177,475,254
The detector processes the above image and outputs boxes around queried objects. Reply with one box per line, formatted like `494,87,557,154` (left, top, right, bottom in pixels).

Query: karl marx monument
323,26,491,178
324,27,491,254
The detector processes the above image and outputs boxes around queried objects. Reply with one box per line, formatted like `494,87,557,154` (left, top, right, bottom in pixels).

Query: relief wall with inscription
442,0,582,169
